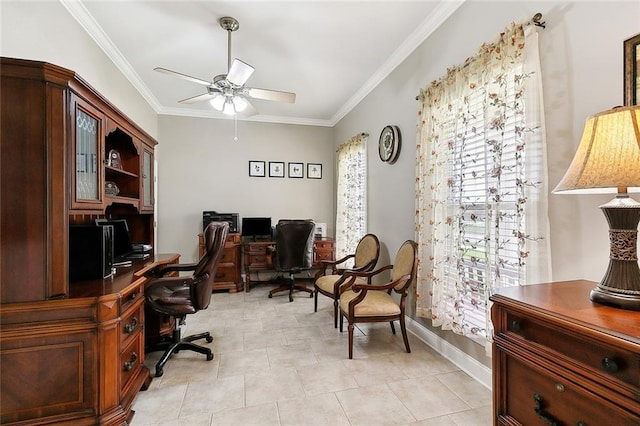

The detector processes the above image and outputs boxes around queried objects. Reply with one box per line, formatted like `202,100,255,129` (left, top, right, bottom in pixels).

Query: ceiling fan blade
178,92,218,104
246,87,296,104
226,59,254,86
154,67,211,86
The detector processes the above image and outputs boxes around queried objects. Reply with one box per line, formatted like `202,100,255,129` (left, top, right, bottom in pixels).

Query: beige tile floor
131,282,492,426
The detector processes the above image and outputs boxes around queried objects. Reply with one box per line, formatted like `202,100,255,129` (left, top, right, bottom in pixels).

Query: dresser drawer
314,240,334,250
120,302,144,345
120,331,144,393
499,352,639,425
500,310,640,393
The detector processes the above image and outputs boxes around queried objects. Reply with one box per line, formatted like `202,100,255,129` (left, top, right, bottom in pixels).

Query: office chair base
153,331,214,377
269,284,313,302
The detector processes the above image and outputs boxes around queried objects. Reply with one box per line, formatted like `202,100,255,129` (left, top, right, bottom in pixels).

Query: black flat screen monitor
241,217,272,240
96,218,134,260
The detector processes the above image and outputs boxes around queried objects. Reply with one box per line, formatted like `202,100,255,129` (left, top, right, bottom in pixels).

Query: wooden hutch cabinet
0,57,159,425
491,280,640,425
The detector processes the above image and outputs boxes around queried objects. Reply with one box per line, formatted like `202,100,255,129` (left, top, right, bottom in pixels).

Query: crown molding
329,0,466,126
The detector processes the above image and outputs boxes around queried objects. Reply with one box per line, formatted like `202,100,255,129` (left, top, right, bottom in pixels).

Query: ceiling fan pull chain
234,113,238,142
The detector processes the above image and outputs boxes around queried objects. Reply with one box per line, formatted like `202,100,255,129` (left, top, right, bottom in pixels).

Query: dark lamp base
593,196,640,311
590,285,640,310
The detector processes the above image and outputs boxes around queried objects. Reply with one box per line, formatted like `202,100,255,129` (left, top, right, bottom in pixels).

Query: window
415,23,551,349
335,133,367,266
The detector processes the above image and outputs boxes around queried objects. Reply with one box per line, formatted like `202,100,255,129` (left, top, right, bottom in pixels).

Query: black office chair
144,221,228,377
268,219,315,302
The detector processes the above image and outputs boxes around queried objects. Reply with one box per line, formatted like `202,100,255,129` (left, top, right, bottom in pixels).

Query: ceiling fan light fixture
209,94,225,111
232,96,248,113
222,99,236,115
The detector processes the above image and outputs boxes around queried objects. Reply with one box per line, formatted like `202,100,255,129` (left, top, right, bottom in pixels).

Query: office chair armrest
149,262,198,277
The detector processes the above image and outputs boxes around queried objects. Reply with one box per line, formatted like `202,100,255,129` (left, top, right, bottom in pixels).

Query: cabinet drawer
314,250,334,262
120,331,143,393
214,266,236,282
501,311,640,392
245,254,271,267
120,302,144,345
314,240,334,250
498,352,639,425
120,284,143,314
221,248,237,264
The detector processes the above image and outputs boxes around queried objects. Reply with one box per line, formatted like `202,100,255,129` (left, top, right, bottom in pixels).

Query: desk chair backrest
193,221,229,310
274,219,314,272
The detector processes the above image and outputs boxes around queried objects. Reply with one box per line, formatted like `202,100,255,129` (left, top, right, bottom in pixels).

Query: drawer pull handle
601,357,619,373
129,292,138,301
124,352,138,371
510,320,521,332
533,394,559,426
124,317,138,334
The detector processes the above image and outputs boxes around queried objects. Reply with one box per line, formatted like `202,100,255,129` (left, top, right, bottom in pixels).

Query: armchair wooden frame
338,240,417,359
313,234,380,327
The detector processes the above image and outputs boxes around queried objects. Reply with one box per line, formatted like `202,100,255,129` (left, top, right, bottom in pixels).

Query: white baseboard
405,316,492,390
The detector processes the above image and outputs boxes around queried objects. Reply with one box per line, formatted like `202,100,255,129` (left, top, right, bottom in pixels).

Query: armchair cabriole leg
348,323,354,359
390,321,396,334
400,316,411,353
333,300,339,328
314,289,318,312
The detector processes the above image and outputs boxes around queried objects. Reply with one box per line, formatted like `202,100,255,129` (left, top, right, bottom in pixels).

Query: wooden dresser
198,232,242,292
490,280,640,425
243,238,335,291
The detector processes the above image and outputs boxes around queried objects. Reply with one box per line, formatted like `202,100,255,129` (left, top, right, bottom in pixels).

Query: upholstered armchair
313,234,380,327
144,221,228,377
338,240,417,359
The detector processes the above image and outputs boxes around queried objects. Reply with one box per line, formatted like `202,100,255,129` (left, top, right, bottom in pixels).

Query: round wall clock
378,125,401,163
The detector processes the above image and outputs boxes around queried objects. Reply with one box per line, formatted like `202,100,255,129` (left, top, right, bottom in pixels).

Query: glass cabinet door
141,148,154,211
71,96,103,210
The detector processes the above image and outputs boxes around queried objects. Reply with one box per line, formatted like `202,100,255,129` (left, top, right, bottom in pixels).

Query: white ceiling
62,1,464,126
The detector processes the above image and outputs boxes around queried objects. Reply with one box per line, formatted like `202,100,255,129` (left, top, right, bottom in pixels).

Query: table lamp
553,105,640,310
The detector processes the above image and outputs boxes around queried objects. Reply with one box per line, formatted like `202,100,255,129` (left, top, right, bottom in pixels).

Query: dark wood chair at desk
268,219,315,302
144,221,228,377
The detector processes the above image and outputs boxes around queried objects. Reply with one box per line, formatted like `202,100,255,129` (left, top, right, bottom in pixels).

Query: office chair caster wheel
206,335,213,343
206,352,214,361
155,367,164,377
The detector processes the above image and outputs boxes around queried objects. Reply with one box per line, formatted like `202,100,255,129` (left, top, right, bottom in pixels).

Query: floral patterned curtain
415,23,551,350
336,133,368,268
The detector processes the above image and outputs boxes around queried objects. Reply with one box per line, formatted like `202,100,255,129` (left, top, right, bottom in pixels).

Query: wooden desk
491,280,640,425
198,232,242,292
1,254,179,426
243,239,334,291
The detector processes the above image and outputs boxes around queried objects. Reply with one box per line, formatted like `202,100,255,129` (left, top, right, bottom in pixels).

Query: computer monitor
241,217,272,240
96,218,134,260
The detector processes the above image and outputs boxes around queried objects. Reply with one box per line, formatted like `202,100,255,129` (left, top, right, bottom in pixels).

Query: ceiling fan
154,16,296,116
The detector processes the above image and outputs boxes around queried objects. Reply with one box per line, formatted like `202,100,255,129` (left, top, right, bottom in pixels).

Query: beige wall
334,0,640,368
156,116,334,261
0,0,158,138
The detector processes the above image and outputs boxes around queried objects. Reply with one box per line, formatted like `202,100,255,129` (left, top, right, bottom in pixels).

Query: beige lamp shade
553,106,640,194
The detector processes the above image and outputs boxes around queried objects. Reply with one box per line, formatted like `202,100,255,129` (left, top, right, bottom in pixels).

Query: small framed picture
288,162,304,178
307,163,322,179
249,161,265,177
269,161,285,178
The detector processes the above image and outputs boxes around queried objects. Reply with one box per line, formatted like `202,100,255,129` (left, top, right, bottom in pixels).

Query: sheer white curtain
335,133,368,268
415,23,551,350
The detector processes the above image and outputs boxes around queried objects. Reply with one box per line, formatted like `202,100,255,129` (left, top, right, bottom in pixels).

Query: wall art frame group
248,161,323,179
